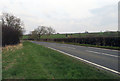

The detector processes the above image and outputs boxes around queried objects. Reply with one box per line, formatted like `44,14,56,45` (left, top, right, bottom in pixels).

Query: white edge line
47,47,120,75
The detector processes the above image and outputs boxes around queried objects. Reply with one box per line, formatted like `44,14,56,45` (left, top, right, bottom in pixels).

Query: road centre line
86,50,118,58
67,47,75,49
87,47,119,52
47,47,120,75
60,46,75,49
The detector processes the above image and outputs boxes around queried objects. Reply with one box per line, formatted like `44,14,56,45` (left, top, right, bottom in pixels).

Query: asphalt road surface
32,41,120,74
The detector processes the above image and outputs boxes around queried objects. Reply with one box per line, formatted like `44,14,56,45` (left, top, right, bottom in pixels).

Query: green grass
41,34,66,39
2,41,119,79
41,32,119,39
22,35,29,39
22,31,119,39
22,31,119,50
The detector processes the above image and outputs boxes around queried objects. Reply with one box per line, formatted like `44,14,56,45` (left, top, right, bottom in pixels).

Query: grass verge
2,41,119,79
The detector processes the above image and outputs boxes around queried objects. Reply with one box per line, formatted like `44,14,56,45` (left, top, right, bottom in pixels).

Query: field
22,31,119,39
22,31,119,50
2,41,119,79
42,31,119,39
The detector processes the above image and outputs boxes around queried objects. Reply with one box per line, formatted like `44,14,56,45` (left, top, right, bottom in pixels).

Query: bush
40,37,119,47
1,13,24,46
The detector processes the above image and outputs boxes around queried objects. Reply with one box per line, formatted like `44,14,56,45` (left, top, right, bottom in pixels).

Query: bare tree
30,26,56,40
47,27,55,35
35,26,48,40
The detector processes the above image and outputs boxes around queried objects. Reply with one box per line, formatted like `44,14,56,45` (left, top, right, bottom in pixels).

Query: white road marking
67,47,75,49
47,47,120,75
60,46,75,49
86,50,118,58
60,46,67,47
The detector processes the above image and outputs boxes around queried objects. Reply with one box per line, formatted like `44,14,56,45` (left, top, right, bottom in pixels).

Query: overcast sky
0,0,119,34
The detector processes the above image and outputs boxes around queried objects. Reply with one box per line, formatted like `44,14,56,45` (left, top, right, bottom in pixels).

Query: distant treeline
2,13,24,46
36,37,119,47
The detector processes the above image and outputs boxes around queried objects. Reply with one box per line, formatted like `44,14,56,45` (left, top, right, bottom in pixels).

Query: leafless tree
46,27,55,35
36,26,48,40
30,26,55,40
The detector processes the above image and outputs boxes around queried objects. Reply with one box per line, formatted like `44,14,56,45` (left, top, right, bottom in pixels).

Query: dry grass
2,43,23,70
2,43,23,52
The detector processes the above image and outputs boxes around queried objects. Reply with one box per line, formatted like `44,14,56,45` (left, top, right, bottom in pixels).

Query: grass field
22,31,119,39
2,41,119,79
42,31,119,39
22,35,29,39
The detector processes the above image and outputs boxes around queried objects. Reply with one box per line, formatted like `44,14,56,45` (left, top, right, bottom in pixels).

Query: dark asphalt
31,41,119,74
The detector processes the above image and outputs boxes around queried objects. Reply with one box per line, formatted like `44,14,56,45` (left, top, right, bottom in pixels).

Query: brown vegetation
2,43,23,52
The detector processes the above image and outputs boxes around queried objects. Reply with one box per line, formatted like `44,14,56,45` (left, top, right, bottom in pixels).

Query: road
32,41,120,74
